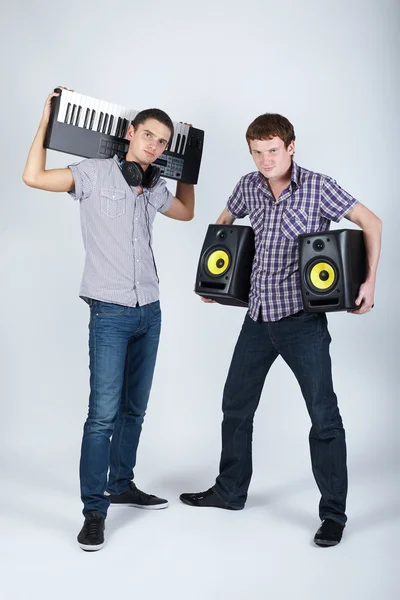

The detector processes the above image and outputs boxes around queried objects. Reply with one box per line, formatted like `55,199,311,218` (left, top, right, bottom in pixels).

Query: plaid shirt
226,162,358,322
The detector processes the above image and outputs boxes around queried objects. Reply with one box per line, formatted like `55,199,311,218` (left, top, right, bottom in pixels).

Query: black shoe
77,511,105,552
108,482,168,510
314,519,345,547
180,488,239,510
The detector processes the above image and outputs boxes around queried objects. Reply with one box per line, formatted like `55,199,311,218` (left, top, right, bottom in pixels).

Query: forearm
362,219,382,282
175,182,195,219
216,207,235,225
22,118,48,186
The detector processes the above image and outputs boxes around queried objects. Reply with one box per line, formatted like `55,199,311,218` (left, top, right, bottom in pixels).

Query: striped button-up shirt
68,155,173,306
227,161,358,322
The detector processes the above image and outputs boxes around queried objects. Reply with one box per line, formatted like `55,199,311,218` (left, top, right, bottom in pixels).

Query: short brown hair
246,113,295,148
132,108,174,143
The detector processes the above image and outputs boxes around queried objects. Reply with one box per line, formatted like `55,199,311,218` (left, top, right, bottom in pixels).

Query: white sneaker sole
109,501,169,510
78,541,104,551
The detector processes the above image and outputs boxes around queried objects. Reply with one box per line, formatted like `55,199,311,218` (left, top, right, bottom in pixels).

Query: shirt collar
256,160,301,192
290,161,301,189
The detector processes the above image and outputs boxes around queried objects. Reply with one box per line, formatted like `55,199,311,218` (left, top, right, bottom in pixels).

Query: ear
288,141,295,155
127,124,135,140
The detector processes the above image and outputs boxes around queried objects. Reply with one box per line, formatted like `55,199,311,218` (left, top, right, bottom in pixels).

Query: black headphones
119,159,161,189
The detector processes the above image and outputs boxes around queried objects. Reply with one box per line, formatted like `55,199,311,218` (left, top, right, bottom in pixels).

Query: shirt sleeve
153,178,173,213
67,159,97,201
320,176,358,222
226,179,248,218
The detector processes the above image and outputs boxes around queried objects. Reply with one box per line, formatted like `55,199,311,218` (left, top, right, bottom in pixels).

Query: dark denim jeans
213,311,348,525
80,300,161,517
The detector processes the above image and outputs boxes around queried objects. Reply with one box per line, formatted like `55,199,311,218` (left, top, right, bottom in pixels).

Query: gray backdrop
0,0,398,598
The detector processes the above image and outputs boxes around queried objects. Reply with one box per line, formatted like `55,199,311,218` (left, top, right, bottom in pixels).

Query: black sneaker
180,488,239,510
77,511,105,552
314,519,345,547
108,482,168,510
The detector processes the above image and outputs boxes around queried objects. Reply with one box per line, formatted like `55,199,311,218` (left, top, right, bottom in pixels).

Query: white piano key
170,121,179,153
89,97,97,129
79,95,90,129
106,103,116,135
82,93,93,125
100,101,109,134
111,104,123,136
120,106,128,138
84,97,94,129
92,98,101,131
59,90,73,123
73,93,83,126
175,122,184,154
57,88,67,122
75,94,86,128
181,123,190,154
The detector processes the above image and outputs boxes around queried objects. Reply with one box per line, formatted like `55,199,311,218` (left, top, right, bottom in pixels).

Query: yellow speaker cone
207,250,230,275
310,262,336,290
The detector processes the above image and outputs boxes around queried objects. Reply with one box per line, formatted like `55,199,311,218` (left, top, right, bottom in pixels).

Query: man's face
249,136,295,181
126,118,171,167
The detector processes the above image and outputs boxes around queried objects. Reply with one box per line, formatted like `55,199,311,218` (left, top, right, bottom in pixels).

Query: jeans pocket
100,188,126,218
148,300,161,314
288,310,318,320
95,301,127,316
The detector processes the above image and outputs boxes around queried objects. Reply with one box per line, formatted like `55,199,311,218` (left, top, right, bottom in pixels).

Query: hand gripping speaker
298,229,366,312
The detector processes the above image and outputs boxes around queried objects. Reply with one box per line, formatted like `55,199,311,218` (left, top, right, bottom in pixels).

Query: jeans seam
92,314,98,423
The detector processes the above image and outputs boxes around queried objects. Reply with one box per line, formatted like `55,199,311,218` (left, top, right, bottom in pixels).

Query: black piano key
75,106,82,126
102,114,109,134
83,108,90,129
89,110,96,130
107,115,114,135
180,134,186,154
118,119,125,138
115,117,122,138
175,133,181,154
70,104,77,125
121,119,128,138
97,112,104,132
64,103,71,124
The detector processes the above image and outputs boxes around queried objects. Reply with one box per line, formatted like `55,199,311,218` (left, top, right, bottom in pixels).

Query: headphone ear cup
143,165,161,189
121,161,143,187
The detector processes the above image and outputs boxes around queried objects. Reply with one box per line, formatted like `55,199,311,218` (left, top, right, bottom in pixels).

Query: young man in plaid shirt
180,113,382,546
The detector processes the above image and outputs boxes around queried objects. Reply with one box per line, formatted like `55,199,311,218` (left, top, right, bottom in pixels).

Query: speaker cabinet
298,229,366,312
194,225,255,307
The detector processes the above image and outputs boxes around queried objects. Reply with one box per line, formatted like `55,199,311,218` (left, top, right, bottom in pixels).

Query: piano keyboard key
70,104,77,125
65,103,71,124
83,108,90,129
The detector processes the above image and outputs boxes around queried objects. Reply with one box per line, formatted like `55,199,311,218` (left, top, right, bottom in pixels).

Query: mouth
144,150,155,158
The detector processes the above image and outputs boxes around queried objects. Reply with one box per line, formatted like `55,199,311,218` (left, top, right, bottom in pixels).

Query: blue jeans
213,311,348,525
80,300,161,517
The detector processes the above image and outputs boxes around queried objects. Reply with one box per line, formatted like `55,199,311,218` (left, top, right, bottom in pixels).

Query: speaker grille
204,248,231,277
306,259,338,293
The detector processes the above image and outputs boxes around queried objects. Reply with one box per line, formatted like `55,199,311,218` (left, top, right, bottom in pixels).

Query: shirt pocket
280,208,308,241
100,188,126,219
249,206,265,235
